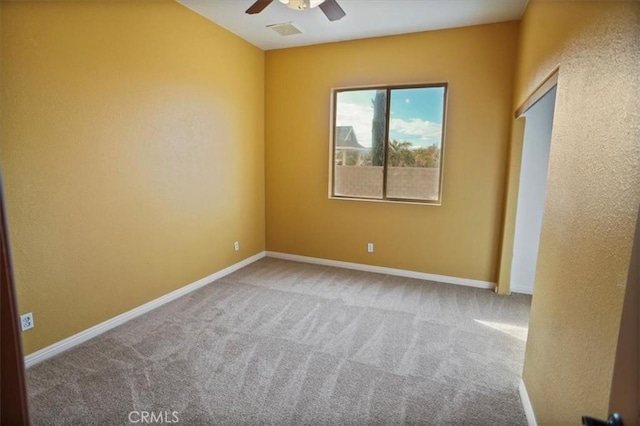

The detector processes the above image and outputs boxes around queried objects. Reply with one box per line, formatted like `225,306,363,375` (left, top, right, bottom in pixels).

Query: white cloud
390,118,442,141
336,101,442,148
336,101,374,147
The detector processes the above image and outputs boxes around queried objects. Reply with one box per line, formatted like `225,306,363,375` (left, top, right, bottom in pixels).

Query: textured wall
334,167,439,200
334,166,384,198
510,1,640,422
265,22,519,282
0,1,265,354
386,168,440,201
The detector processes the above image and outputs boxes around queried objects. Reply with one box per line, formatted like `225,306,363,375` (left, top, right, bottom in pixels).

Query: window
331,84,447,204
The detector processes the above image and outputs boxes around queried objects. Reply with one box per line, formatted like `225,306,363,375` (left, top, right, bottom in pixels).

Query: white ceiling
177,0,528,51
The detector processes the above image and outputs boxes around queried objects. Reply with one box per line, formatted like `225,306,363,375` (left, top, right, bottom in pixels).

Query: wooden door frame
0,169,30,425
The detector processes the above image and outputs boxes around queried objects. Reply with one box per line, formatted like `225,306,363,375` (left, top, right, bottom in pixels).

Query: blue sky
336,87,445,148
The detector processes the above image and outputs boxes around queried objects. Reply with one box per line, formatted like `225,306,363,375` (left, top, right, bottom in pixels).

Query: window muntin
331,84,447,204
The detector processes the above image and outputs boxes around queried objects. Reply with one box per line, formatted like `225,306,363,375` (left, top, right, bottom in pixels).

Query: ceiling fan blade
319,0,345,21
245,0,274,15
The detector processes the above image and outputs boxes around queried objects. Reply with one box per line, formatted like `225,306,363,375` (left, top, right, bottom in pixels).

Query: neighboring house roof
335,126,367,150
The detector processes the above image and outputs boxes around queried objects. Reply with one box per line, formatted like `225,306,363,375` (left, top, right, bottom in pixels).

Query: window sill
328,195,441,206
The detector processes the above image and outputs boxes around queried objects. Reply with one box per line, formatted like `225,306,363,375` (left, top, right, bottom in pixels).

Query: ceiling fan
245,0,346,21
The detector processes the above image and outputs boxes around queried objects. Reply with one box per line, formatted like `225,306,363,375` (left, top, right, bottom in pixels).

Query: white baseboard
24,251,266,368
519,379,537,426
265,251,495,290
511,286,534,295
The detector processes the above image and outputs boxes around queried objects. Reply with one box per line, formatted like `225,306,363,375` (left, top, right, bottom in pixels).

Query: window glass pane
386,87,444,201
333,89,387,199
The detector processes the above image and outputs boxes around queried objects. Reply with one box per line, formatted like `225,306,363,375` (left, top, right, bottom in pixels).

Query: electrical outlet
21,312,34,331
234,241,240,251
367,243,374,253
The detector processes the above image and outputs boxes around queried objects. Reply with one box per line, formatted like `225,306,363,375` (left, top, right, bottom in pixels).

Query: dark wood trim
0,169,30,426
515,68,559,118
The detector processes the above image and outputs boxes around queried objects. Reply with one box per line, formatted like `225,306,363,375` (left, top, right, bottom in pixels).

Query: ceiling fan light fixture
278,0,326,10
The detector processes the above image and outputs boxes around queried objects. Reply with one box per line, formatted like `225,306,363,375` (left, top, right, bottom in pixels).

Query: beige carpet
27,258,531,425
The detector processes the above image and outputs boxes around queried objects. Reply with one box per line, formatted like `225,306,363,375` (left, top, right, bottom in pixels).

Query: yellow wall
509,1,640,423
0,1,265,355
496,117,525,295
265,22,519,282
